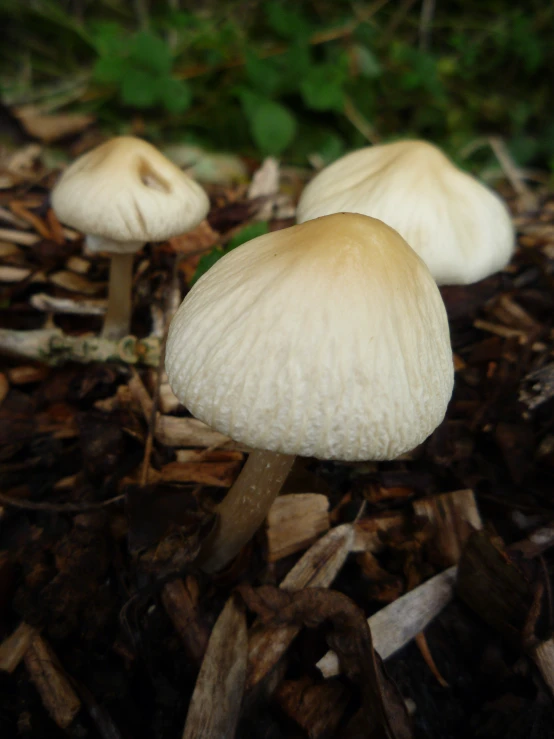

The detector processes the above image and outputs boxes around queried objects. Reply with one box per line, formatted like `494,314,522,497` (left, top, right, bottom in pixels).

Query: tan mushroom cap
296,140,515,286
51,136,210,254
166,213,454,461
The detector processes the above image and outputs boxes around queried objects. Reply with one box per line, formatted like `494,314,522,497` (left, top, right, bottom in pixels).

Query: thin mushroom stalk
102,251,138,340
198,450,295,573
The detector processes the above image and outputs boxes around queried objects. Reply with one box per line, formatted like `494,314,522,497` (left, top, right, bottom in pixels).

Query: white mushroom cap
296,140,515,286
51,136,210,254
166,213,454,461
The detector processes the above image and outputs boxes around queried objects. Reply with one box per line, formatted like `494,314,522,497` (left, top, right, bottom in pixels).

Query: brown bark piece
162,577,210,664
413,489,482,567
182,595,247,739
275,676,350,739
266,493,330,562
0,622,35,673
24,630,81,729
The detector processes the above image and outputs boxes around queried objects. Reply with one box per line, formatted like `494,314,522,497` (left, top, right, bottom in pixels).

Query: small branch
488,136,539,212
418,0,436,50
0,491,125,513
343,95,379,144
0,328,161,367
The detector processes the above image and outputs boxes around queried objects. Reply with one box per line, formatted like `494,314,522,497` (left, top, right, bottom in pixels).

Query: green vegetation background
1,0,552,174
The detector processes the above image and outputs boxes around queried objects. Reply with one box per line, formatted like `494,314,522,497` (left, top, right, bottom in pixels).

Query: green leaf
243,96,297,155
244,50,283,95
300,65,345,111
191,247,225,285
93,55,130,85
120,69,159,108
227,221,269,250
158,77,192,113
128,31,172,75
265,1,311,40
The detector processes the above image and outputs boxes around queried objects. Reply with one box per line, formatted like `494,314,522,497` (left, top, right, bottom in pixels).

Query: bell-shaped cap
296,140,514,286
166,213,454,461
51,136,210,254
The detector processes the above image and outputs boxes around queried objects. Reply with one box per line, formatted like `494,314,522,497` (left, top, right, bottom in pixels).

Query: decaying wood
0,371,9,406
246,523,354,693
161,577,210,664
532,640,554,696
0,622,35,673
413,488,482,566
0,227,39,246
182,595,247,739
266,493,330,562
350,512,406,553
155,415,234,448
275,677,350,739
24,630,81,729
0,328,161,366
0,265,31,282
456,530,542,646
317,565,457,678
240,585,412,739
30,292,107,315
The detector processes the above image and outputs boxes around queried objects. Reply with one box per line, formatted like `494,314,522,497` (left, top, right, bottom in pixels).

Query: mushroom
51,136,210,340
296,140,514,286
165,213,454,572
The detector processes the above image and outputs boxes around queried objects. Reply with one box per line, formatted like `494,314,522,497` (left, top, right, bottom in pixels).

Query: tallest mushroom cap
166,213,454,461
51,136,210,251
296,139,515,286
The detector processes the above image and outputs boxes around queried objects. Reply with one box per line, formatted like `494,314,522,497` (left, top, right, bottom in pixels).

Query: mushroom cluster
166,213,454,572
52,136,209,340
296,140,515,286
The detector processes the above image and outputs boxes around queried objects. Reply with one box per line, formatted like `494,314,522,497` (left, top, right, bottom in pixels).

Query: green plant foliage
91,25,191,112
0,1,553,173
192,221,270,284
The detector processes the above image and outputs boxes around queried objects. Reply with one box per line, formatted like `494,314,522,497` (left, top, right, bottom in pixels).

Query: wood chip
0,622,35,673
182,595,247,739
246,523,354,693
31,293,106,315
157,460,241,487
161,577,210,664
0,241,23,258
66,255,91,274
317,566,458,677
266,493,330,562
24,630,81,729
13,105,94,143
275,677,350,739
9,201,52,240
49,271,105,295
413,489,482,566
175,449,243,463
155,415,233,448
0,227,40,246
159,381,182,413
0,265,31,282
7,365,49,384
531,639,554,697
0,372,8,407
0,205,30,229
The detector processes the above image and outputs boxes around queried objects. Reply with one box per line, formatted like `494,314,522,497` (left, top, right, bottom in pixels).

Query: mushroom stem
102,253,135,340
197,450,295,573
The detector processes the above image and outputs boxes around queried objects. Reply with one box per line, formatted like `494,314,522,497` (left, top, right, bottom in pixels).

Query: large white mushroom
296,140,515,286
166,212,454,572
52,136,209,340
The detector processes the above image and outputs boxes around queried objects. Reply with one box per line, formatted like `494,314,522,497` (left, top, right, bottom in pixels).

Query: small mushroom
296,140,515,286
51,136,209,340
166,213,454,572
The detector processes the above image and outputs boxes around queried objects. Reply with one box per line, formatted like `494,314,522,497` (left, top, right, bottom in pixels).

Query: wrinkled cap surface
166,213,454,461
296,140,515,286
51,136,210,253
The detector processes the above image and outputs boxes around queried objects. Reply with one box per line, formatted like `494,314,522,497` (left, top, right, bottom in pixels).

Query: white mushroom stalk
166,213,454,572
296,139,515,286
52,136,210,340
